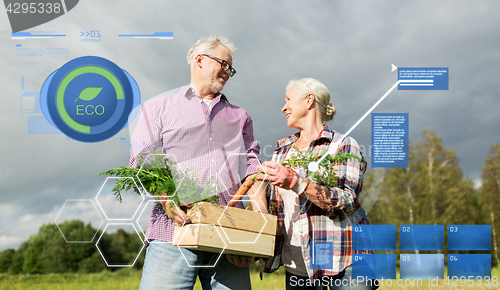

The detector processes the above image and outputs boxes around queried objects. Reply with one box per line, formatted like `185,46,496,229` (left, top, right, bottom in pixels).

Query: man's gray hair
286,78,337,122
187,36,236,68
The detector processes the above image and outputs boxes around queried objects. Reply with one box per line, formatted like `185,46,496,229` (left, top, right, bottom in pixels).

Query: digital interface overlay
2,1,499,288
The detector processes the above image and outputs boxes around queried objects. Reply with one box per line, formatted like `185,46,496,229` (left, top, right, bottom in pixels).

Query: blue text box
398,67,449,90
447,254,491,279
352,225,396,251
400,254,444,279
371,113,409,168
310,241,333,270
447,225,491,250
400,225,444,250
352,254,396,280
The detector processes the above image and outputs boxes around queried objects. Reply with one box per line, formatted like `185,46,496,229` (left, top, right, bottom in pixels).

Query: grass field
0,266,498,290
0,265,284,290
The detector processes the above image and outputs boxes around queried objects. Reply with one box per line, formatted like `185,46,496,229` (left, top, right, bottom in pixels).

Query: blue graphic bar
447,254,491,279
400,225,444,250
310,241,333,269
398,67,449,90
352,225,396,251
371,113,409,168
12,32,66,39
118,32,173,39
447,225,491,250
352,254,396,279
400,254,444,279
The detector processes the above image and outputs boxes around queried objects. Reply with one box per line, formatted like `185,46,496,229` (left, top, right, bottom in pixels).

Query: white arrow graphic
308,80,401,172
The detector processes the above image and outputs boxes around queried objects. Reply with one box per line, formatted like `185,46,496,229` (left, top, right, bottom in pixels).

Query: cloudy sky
1,0,499,252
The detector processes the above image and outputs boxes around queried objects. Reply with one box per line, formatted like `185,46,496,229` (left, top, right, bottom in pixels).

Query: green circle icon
56,66,124,133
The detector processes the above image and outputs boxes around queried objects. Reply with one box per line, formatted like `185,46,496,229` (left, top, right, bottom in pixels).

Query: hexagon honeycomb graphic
135,199,186,243
54,199,103,243
218,153,267,198
95,223,145,267
95,177,144,220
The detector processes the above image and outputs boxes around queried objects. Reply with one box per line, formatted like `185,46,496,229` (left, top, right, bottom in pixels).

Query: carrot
228,175,256,207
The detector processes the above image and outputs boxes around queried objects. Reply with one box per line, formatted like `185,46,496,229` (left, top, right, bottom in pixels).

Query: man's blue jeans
139,242,251,290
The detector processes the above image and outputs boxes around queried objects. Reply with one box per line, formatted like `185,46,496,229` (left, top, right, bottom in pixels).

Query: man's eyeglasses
201,54,236,77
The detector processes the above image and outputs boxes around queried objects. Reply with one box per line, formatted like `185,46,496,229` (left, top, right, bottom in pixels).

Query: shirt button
211,159,215,162
210,137,213,141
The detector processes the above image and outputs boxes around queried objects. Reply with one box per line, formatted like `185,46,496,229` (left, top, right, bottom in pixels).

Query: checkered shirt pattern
129,86,260,243
263,126,372,279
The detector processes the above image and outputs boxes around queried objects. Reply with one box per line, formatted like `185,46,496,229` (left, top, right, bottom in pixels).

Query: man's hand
158,194,191,226
256,161,298,190
226,255,255,267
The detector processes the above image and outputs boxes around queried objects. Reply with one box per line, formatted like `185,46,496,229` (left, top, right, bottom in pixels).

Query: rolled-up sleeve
241,112,261,180
327,136,367,218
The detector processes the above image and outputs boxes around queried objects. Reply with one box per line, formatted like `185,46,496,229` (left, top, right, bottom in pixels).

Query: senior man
130,36,262,290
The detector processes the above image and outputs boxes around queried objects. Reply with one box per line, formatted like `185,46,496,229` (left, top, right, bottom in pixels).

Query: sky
1,0,500,252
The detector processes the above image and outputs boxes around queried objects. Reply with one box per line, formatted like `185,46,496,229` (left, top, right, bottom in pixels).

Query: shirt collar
276,125,336,149
182,85,228,102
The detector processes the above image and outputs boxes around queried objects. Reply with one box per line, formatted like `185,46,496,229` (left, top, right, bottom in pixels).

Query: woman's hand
256,161,298,190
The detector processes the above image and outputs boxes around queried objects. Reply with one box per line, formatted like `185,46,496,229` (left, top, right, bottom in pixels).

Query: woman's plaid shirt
263,126,372,279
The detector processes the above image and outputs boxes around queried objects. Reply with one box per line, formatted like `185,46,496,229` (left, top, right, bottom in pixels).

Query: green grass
1,266,498,290
0,265,285,290
0,268,142,290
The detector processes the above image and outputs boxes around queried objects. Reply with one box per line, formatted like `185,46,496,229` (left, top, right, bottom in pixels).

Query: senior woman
256,78,377,290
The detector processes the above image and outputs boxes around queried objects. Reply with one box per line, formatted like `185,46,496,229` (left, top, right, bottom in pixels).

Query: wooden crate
172,202,277,257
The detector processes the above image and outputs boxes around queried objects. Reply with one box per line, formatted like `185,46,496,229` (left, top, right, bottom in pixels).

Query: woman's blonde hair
286,78,336,122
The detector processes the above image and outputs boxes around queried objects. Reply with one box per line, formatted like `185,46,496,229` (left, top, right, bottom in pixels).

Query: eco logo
4,0,79,32
40,56,140,142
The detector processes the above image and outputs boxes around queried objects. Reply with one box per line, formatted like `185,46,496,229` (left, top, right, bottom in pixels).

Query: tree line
0,220,145,274
1,129,498,274
362,130,500,266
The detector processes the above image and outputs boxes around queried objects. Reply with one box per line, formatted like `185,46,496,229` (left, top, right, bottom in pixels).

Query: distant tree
6,220,144,274
37,220,97,273
78,251,107,273
97,229,144,268
411,130,478,226
9,241,27,274
23,223,61,274
0,248,15,273
480,144,500,266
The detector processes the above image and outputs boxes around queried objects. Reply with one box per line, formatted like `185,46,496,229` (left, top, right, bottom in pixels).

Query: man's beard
206,74,224,93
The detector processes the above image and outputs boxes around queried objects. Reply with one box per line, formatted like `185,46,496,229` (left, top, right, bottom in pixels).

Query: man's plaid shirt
263,126,372,279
